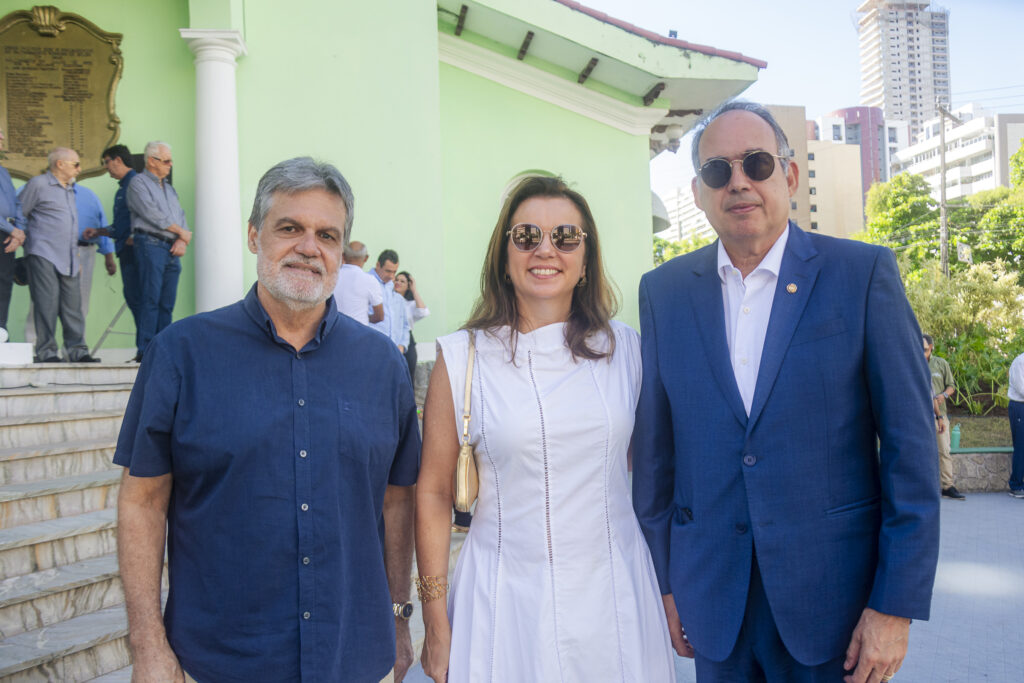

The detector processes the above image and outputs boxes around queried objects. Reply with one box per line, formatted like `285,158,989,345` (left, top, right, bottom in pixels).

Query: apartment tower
857,0,950,143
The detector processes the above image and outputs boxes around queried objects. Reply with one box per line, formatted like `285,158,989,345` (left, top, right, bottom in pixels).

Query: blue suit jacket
633,224,940,665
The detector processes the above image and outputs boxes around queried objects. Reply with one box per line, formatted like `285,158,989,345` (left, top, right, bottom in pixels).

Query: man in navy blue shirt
0,126,27,333
85,145,141,355
115,157,421,682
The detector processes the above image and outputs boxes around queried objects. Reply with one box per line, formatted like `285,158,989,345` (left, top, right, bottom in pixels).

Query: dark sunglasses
507,223,586,253
698,150,789,189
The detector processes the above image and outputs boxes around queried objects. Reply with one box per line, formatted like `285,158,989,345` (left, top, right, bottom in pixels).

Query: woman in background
393,271,428,389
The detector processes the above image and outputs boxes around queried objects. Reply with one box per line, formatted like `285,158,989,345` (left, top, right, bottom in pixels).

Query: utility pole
936,102,964,277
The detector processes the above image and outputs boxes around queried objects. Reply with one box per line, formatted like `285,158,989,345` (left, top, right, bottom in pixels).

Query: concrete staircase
0,363,138,682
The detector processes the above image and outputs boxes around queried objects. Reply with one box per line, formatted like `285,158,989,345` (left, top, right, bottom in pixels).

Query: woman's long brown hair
463,175,619,361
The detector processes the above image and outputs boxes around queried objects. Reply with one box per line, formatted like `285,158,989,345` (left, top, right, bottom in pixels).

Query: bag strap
461,330,476,447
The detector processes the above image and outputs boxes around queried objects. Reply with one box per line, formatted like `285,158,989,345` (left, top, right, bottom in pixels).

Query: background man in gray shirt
19,147,97,363
126,141,191,358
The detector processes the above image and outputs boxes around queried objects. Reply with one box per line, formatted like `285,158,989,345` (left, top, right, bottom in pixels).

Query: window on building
791,201,797,210
808,153,815,161
888,127,898,143
810,205,818,213
809,187,817,195
809,170,816,178
832,124,842,141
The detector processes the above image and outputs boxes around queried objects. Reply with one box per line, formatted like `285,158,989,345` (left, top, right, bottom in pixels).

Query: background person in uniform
19,147,98,362
333,239,384,325
84,145,141,354
115,157,420,683
0,126,27,335
923,334,964,500
126,141,191,359
633,101,940,683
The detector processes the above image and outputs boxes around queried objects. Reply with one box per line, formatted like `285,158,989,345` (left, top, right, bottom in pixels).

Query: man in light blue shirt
370,248,410,352
19,147,97,362
0,126,27,332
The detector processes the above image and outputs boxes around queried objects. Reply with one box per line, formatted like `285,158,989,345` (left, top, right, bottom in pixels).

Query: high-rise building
892,103,1024,201
807,140,866,238
656,186,714,243
857,0,951,143
812,106,910,198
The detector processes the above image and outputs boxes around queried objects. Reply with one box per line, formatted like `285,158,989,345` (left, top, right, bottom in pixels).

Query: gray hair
343,241,368,260
47,147,76,169
691,100,793,174
248,157,355,242
144,141,171,159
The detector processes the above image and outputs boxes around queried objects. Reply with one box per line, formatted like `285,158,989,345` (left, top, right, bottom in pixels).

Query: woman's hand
421,618,452,682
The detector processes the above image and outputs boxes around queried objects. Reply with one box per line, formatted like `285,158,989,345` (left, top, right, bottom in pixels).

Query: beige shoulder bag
453,330,479,513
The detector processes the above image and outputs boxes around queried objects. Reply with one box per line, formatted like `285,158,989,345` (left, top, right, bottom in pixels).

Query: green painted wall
435,63,651,336
1,0,196,351
234,0,444,330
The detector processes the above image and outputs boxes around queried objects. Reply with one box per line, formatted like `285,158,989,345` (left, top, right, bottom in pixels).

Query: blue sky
578,0,1023,193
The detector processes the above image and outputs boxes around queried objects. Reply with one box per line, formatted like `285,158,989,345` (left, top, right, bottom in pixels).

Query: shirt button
300,503,309,511
299,450,307,458
303,611,311,620
742,306,751,314
735,523,748,534
302,556,311,565
740,357,748,365
297,399,305,406
743,454,756,466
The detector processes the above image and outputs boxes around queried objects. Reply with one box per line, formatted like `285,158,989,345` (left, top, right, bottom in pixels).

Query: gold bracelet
415,575,449,603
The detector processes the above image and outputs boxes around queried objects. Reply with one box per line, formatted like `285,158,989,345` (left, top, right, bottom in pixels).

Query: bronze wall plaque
0,6,123,180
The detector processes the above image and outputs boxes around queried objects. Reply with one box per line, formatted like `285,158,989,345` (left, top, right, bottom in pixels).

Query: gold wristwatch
393,601,414,620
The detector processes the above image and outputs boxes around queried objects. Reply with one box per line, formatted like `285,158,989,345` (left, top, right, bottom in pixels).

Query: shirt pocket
338,398,397,467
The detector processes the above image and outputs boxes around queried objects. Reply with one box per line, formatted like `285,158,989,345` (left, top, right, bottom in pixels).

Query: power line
951,83,1024,96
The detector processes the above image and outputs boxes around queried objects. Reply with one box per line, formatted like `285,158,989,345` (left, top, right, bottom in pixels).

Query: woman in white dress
415,176,683,682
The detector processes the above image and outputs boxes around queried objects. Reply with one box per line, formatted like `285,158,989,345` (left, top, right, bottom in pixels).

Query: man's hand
843,607,910,683
936,417,945,434
168,224,192,245
130,637,184,683
105,252,117,276
3,227,24,254
82,227,110,240
170,239,187,257
398,345,406,354
662,593,695,658
393,619,414,682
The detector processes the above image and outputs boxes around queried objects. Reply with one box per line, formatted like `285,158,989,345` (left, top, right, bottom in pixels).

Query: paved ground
405,493,1023,682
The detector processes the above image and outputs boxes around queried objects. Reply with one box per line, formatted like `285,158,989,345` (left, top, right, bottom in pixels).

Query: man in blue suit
634,101,940,683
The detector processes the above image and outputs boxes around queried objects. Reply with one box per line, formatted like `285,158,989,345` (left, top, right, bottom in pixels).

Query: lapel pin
786,283,797,294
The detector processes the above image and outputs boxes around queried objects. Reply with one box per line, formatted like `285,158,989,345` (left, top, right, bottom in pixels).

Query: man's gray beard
256,243,338,311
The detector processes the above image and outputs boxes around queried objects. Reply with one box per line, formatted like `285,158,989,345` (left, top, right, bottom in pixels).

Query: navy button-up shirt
110,168,137,254
114,285,421,683
0,165,25,234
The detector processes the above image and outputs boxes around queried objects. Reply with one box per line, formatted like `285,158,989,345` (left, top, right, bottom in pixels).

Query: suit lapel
688,244,747,428
747,224,820,432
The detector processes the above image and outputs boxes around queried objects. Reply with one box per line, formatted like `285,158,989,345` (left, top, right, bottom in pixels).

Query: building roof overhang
437,0,765,157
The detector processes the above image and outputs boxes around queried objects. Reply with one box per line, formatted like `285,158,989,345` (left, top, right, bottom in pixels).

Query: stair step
0,554,123,640
91,666,131,681
0,364,139,390
0,509,118,579
0,438,117,486
0,410,124,451
0,470,121,529
0,600,130,681
0,384,133,419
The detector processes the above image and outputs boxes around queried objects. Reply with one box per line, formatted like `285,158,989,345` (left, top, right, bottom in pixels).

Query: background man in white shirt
332,240,383,325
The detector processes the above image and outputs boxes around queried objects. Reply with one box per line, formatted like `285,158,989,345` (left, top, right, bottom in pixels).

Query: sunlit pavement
406,493,1024,682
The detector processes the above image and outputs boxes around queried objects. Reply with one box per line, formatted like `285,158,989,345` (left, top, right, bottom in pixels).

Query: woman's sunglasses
507,223,586,253
698,150,789,189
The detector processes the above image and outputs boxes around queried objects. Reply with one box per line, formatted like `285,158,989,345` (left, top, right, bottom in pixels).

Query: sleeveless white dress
437,321,674,683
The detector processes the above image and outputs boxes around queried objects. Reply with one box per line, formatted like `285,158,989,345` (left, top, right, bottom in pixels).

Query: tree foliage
903,257,1024,413
653,233,714,265
1010,137,1024,189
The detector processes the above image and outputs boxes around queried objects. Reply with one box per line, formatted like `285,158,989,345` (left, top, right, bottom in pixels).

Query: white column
179,29,247,313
